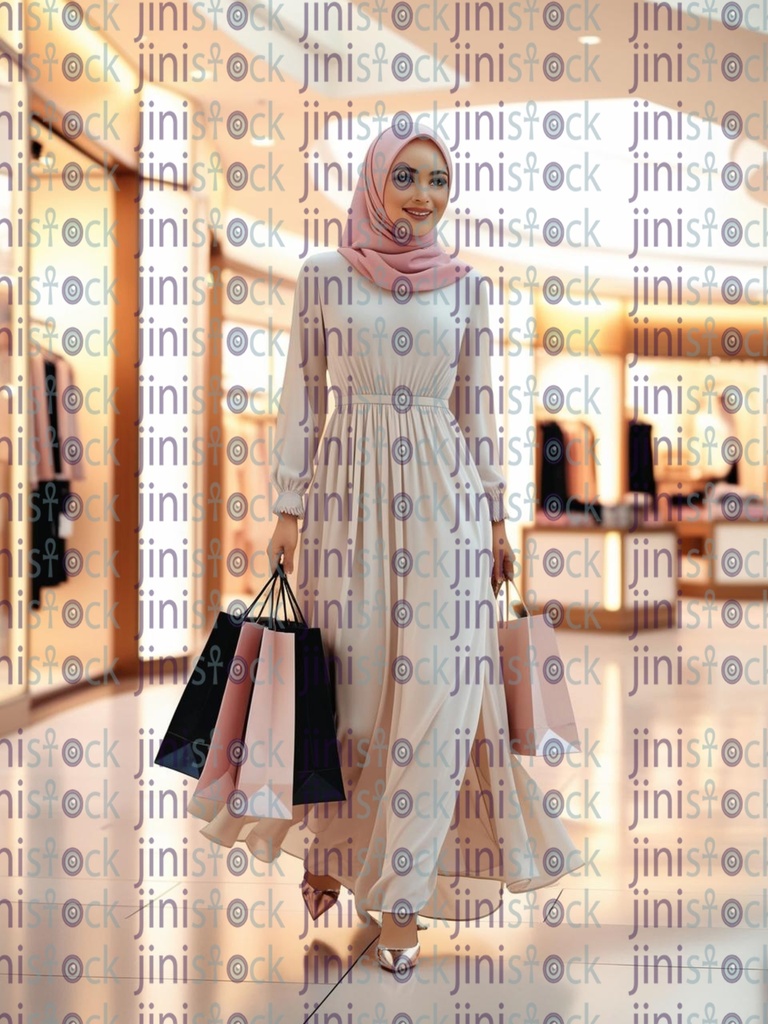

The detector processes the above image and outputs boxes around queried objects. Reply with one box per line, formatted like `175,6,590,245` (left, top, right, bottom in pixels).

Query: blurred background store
2,4,768,706
2,2,768,1019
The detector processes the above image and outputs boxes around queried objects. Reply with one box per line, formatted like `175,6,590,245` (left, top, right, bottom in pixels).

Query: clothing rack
27,338,85,608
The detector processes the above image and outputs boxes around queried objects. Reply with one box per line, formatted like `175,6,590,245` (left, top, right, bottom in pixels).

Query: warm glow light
604,532,622,611
579,35,601,43
66,19,139,93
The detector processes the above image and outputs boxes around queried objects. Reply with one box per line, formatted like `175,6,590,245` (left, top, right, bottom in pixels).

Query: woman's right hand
268,513,299,574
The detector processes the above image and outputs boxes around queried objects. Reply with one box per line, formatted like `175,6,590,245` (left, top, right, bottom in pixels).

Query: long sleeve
269,258,329,518
449,276,511,522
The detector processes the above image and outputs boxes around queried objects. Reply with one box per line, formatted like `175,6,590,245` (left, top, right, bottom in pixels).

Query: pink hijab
337,122,472,294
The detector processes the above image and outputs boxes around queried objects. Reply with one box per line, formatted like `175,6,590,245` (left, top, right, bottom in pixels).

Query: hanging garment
562,420,601,519
29,479,70,609
56,357,86,483
28,350,86,487
559,420,598,505
28,350,83,606
538,421,568,515
44,359,62,474
628,421,656,497
29,351,52,486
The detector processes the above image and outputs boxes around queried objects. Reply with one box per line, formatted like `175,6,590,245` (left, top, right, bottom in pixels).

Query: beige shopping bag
497,579,581,758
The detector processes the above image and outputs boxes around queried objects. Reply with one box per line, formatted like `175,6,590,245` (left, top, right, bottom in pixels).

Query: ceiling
17,0,768,291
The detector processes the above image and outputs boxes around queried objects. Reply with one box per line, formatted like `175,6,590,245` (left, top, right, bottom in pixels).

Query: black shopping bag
292,622,345,804
154,569,288,780
270,564,345,805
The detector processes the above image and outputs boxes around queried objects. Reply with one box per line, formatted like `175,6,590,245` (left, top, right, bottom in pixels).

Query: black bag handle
276,562,308,626
267,567,279,629
251,568,288,630
276,569,290,627
233,560,309,631
243,567,282,619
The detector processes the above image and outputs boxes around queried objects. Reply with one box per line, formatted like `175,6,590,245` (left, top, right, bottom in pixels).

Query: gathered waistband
336,392,450,410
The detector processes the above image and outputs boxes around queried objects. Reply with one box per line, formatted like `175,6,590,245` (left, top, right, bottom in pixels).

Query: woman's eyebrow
395,164,448,174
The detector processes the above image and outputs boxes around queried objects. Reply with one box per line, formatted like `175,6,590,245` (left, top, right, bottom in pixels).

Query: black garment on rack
628,422,656,499
30,356,71,609
540,420,602,521
30,480,70,609
43,359,62,473
539,421,568,514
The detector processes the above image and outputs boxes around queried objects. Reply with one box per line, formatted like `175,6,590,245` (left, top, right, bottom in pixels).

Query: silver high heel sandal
376,940,421,976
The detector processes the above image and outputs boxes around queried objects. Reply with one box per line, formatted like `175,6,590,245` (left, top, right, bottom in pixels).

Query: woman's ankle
305,869,339,889
379,910,418,946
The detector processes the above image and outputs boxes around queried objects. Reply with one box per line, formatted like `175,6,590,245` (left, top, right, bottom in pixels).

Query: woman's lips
404,208,431,219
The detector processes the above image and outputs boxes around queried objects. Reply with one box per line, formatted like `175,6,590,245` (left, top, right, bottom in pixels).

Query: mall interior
2,1,768,1020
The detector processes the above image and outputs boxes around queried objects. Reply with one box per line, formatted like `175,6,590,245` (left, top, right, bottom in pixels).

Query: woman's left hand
491,520,516,595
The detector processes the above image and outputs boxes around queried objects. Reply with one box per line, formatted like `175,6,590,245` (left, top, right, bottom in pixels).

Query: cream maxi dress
200,250,584,922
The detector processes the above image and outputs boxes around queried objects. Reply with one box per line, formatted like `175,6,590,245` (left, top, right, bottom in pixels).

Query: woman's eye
433,178,447,188
394,168,412,184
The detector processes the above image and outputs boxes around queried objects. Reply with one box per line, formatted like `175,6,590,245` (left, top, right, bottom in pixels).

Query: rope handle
275,560,308,625
494,575,530,623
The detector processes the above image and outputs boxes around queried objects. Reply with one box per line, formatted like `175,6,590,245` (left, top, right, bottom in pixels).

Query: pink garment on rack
29,352,50,487
57,358,86,482
560,420,597,503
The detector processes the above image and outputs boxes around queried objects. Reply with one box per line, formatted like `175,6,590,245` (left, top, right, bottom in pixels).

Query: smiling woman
194,121,583,979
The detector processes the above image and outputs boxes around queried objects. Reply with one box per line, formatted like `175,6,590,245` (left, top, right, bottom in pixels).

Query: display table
650,495,768,599
521,519,677,633
676,519,768,600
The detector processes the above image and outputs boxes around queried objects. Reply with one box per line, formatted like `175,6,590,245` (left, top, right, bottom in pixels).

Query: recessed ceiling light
250,136,274,147
579,35,601,44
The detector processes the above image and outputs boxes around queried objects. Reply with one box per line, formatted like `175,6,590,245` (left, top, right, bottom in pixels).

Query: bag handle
266,568,279,629
276,560,308,626
243,568,282,619
497,576,530,623
277,571,289,624
238,561,309,630
249,567,287,629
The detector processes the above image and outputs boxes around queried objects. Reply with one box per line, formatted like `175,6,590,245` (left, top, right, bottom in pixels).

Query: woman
212,121,583,976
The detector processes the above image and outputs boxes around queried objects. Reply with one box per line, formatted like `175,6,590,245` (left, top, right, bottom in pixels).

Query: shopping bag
153,568,291,779
275,563,345,803
233,563,346,819
236,626,297,819
188,621,264,821
292,620,345,803
497,579,581,758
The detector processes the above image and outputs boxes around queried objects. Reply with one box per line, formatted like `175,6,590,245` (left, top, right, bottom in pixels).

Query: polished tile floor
2,602,767,1021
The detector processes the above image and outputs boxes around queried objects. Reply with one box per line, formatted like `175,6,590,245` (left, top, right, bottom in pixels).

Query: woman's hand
267,513,299,574
491,520,516,595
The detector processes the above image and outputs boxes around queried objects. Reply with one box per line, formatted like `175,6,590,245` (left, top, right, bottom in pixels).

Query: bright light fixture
579,35,601,43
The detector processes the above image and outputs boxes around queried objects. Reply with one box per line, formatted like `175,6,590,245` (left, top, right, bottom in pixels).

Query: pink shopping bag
189,621,264,822
497,579,581,758
234,627,296,819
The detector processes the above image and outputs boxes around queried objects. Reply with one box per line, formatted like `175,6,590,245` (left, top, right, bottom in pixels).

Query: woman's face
382,138,449,240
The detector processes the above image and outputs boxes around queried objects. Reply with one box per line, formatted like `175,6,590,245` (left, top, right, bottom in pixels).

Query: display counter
521,519,677,633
